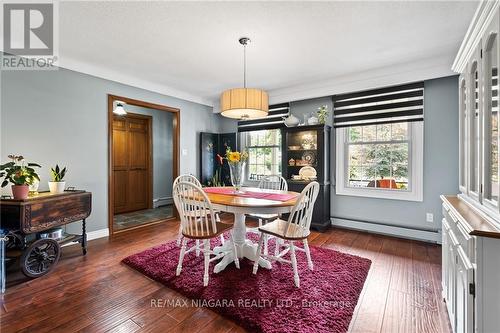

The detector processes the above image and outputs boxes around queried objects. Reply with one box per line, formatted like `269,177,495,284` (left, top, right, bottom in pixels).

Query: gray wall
215,77,458,232
1,64,458,234
1,66,223,233
125,105,174,202
290,97,334,125
289,75,459,231
218,114,238,133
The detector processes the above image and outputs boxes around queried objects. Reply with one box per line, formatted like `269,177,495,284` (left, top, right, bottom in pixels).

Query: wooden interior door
113,114,152,214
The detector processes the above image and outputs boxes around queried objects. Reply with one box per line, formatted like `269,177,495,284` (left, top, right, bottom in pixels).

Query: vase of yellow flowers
225,149,248,193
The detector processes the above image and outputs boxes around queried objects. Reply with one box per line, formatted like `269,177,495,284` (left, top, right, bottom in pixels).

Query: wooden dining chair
173,174,224,249
173,182,239,286
252,181,320,288
247,175,288,255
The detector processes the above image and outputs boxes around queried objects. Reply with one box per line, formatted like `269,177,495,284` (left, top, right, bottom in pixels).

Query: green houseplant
0,155,41,199
317,105,329,124
48,164,67,194
208,168,224,187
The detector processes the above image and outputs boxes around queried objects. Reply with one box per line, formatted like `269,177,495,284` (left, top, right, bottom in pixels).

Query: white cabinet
441,218,449,298
455,246,474,333
455,3,500,224
448,3,500,332
442,214,463,332
441,196,500,333
446,244,457,332
442,203,474,333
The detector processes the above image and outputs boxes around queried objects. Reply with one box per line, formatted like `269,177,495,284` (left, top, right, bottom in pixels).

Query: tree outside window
347,122,410,190
244,129,282,181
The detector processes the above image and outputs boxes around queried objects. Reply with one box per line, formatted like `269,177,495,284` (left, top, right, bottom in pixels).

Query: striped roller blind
237,103,290,132
332,82,424,128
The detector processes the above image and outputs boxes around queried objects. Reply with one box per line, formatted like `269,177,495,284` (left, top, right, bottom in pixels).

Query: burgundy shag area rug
122,234,371,333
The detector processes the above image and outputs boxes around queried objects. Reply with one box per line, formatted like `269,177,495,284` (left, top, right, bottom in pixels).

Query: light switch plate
182,149,188,156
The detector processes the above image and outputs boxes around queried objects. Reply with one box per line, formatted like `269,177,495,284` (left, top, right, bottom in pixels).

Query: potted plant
0,155,41,199
48,164,67,194
317,105,329,124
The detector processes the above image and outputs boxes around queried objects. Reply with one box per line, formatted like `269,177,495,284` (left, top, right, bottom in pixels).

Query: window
346,123,409,190
241,129,282,181
337,122,423,201
334,82,424,201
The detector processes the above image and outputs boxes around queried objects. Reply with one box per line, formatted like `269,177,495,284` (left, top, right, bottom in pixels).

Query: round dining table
204,187,299,273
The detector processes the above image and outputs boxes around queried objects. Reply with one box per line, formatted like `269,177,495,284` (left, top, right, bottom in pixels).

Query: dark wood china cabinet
282,124,331,231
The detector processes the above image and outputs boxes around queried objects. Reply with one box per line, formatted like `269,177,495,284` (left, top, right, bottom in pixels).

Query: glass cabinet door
459,76,467,191
468,53,482,200
483,12,500,206
459,10,500,220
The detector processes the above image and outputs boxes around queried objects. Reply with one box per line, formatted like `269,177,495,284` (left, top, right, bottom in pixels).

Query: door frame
108,94,180,235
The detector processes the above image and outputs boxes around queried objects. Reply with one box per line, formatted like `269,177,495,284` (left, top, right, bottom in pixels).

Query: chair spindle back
285,181,320,237
173,182,217,238
173,174,202,188
258,175,288,191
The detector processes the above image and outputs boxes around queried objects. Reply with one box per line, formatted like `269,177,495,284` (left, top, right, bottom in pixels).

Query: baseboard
87,228,110,241
61,228,109,247
153,196,173,208
331,217,441,243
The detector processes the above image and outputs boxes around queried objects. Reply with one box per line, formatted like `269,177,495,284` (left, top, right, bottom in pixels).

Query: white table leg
213,213,271,273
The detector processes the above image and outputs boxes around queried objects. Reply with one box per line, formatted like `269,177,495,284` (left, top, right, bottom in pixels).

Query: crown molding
58,56,214,107
452,0,499,73
267,54,456,105
57,52,459,111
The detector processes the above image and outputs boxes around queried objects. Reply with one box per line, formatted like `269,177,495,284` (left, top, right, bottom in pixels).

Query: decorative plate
299,166,317,179
302,151,316,165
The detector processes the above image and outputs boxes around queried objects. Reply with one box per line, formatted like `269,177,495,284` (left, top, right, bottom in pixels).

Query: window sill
336,186,423,202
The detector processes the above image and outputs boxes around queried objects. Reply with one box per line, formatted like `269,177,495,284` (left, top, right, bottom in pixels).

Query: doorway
108,95,179,235
113,113,152,215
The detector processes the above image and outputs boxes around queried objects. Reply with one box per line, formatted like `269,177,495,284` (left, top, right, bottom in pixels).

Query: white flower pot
48,181,66,194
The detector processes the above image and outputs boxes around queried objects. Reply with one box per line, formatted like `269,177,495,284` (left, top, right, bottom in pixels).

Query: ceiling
58,1,479,106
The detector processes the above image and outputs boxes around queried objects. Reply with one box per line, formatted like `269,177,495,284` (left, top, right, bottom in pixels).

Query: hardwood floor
0,215,451,333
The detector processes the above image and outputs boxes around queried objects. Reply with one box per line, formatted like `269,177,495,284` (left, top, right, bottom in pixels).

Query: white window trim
239,133,258,186
335,121,424,202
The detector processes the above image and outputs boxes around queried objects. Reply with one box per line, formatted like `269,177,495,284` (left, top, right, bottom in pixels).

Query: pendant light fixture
220,37,269,120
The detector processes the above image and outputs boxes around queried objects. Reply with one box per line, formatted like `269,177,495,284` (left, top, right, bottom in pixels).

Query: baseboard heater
153,196,173,208
330,217,441,243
